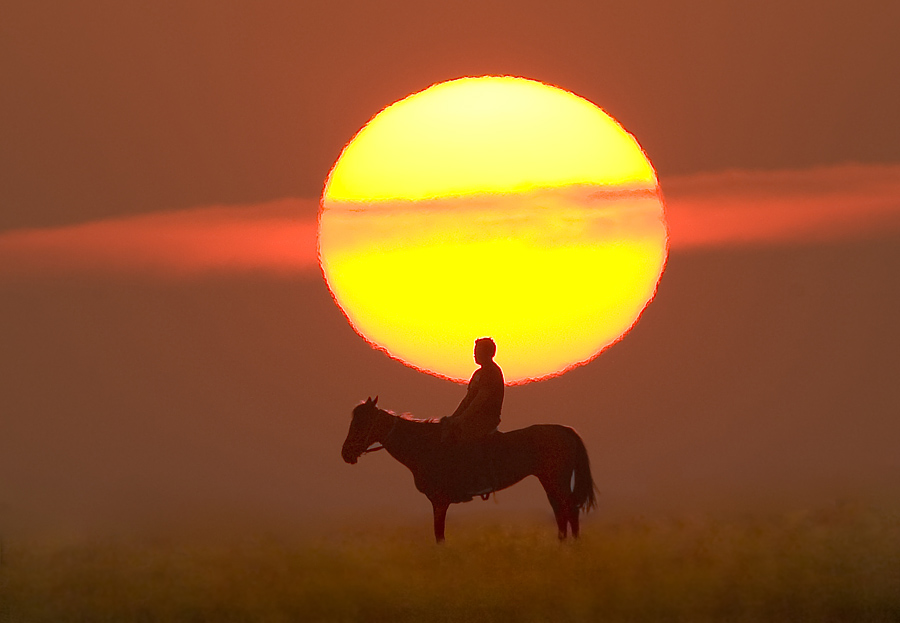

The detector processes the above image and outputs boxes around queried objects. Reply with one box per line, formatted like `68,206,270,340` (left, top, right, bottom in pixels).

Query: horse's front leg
431,497,450,543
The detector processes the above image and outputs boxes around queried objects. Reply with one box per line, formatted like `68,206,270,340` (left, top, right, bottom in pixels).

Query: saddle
442,432,500,503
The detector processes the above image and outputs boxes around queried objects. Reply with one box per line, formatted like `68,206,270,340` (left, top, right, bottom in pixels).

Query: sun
319,76,667,383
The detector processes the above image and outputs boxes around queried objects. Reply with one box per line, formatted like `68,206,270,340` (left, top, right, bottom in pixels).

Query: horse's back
488,424,584,462
494,423,581,444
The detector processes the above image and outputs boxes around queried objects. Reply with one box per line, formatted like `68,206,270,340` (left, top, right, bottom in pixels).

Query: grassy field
2,504,899,622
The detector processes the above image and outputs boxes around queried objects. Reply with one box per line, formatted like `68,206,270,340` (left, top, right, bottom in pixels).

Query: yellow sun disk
319,76,668,382
325,77,656,202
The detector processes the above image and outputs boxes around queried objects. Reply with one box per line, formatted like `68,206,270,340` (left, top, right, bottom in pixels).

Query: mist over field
5,510,900,622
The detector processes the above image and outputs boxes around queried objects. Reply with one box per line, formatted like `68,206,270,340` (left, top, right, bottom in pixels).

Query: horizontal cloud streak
321,184,665,257
0,199,319,278
664,163,900,249
1,164,899,280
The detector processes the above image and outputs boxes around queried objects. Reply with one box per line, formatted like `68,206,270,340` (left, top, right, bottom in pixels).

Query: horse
341,396,597,543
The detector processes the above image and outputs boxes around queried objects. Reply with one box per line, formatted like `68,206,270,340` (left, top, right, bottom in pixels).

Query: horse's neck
378,410,402,443
381,414,437,467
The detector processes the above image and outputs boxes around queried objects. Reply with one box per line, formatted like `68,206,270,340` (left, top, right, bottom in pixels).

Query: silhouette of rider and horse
341,337,597,543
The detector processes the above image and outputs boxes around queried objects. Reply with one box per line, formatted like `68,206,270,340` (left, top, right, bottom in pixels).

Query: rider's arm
446,371,479,419
447,386,475,419
459,386,490,419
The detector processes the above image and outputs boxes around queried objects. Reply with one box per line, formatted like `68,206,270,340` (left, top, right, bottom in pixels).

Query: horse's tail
571,430,597,513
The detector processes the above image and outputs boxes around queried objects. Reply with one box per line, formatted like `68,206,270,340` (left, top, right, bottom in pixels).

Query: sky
1,0,899,534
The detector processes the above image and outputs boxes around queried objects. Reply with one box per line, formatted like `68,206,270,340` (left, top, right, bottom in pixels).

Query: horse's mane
379,407,440,425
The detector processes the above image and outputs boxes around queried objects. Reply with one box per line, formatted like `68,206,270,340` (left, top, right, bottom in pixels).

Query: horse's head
341,396,382,464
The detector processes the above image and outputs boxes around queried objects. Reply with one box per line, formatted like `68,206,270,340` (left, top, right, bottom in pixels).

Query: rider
442,337,504,443
440,338,504,500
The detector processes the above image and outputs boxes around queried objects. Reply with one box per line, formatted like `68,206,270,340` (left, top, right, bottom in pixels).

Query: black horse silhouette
341,397,597,542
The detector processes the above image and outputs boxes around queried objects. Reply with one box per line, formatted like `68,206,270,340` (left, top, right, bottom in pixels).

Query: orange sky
2,1,899,533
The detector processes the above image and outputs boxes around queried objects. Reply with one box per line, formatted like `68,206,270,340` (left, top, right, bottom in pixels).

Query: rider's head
474,337,496,365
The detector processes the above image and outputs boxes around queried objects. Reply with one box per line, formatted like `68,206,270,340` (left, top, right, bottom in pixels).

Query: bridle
351,406,398,459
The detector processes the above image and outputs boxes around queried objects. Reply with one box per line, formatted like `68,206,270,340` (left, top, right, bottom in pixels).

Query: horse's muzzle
341,443,359,464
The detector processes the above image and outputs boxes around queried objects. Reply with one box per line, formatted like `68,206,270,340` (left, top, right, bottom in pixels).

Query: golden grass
3,504,899,622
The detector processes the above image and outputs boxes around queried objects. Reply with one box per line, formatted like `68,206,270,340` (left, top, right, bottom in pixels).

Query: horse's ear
364,396,372,405
373,395,378,405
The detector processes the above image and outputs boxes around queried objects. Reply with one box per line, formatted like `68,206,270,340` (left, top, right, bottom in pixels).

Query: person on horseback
440,337,504,500
442,337,504,443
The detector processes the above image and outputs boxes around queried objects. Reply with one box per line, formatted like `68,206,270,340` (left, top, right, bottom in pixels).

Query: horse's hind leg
548,496,567,540
569,503,580,538
431,497,450,544
540,477,569,540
